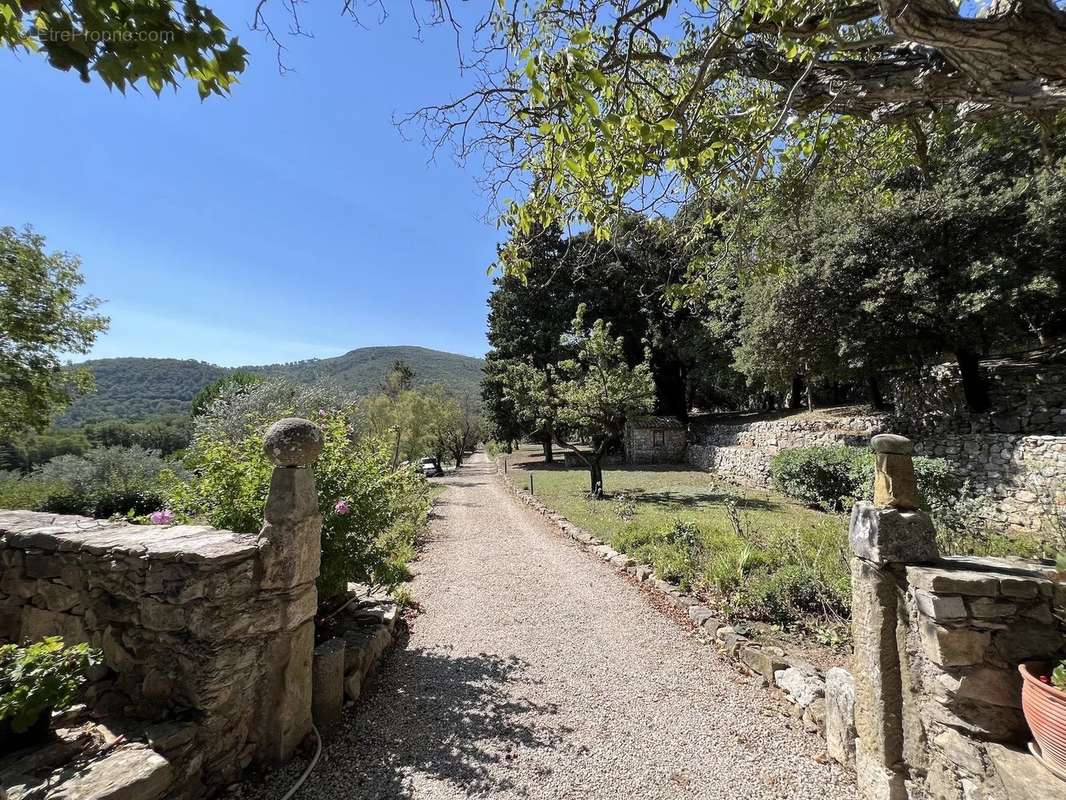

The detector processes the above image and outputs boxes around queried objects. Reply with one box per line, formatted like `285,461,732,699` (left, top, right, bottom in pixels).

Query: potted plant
0,636,101,754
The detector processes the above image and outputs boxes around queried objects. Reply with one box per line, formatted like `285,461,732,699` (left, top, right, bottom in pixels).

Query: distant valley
60,346,486,424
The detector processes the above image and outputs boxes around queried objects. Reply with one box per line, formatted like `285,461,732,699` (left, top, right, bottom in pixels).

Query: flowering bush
164,398,431,602
149,509,175,525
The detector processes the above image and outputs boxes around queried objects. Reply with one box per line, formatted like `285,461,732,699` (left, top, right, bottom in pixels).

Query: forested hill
59,346,485,425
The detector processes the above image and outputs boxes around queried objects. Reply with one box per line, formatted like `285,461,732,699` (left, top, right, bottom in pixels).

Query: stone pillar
255,418,324,763
872,434,919,510
850,434,939,800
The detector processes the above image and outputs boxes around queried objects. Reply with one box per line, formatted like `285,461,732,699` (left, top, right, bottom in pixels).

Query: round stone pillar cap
263,417,324,466
871,433,913,456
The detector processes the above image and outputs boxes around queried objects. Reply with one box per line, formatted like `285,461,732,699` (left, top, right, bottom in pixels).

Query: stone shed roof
627,415,687,430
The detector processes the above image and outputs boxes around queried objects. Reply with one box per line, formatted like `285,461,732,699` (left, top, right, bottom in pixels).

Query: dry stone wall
895,353,1066,532
687,415,886,488
688,416,1065,533
900,556,1065,799
891,355,1066,439
0,511,317,790
687,353,1066,531
0,418,335,800
848,441,1066,800
914,434,1066,532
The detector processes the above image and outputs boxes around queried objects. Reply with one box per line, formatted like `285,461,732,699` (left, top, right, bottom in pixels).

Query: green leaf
581,91,600,117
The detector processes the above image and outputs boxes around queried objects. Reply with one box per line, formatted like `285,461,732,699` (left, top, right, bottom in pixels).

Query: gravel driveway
242,452,854,800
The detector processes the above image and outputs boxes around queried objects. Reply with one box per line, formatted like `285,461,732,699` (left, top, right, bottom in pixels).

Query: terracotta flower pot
1020,662,1066,771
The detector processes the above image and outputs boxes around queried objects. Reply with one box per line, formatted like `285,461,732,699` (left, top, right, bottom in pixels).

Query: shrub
193,379,357,445
0,447,176,517
0,637,101,733
0,471,62,511
771,445,956,511
167,402,432,602
31,446,175,518
770,446,864,510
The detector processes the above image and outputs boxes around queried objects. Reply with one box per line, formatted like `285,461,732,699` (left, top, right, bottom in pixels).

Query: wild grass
509,461,1047,639
511,464,852,631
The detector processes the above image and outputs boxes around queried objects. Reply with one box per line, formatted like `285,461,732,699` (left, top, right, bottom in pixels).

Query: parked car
420,457,443,477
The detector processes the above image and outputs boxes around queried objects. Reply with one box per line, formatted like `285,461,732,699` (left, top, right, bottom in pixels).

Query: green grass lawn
508,459,852,633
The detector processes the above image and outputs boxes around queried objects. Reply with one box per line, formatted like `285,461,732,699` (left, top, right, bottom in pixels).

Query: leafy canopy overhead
406,0,1066,247
0,0,246,96
0,0,459,95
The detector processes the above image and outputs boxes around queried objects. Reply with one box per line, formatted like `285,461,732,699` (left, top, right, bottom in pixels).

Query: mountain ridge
60,345,486,425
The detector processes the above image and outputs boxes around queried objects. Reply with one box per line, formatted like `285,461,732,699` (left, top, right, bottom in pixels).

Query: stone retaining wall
687,416,1066,533
0,510,316,791
891,355,1066,439
0,417,329,798
849,433,1066,800
915,433,1066,532
901,556,1064,799
687,415,885,489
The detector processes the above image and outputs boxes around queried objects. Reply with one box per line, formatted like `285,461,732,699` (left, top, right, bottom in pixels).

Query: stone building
624,416,687,464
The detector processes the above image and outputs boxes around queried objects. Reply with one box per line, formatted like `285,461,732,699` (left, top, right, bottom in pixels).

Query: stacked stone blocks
0,416,325,796
904,557,1065,798
849,433,1066,800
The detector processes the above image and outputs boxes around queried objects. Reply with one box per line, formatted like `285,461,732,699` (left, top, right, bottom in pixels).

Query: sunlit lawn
505,451,851,631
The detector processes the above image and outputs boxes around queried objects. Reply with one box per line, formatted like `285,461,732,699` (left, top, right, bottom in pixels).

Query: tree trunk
805,382,814,413
867,374,886,411
955,348,991,412
589,458,605,498
542,435,554,464
789,376,803,410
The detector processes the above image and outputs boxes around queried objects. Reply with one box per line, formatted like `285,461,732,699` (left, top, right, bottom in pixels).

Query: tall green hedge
770,445,956,512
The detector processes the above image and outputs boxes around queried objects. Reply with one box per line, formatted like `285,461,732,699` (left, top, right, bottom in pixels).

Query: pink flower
150,509,175,525
334,500,350,515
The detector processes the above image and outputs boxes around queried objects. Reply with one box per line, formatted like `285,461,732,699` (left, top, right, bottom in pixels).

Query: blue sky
0,2,501,365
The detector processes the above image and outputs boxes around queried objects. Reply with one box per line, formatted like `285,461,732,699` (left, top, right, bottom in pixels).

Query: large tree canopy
0,0,457,95
408,0,1066,241
719,118,1066,408
0,0,246,96
9,0,1065,241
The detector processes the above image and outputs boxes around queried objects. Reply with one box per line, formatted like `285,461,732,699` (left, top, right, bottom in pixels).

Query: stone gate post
254,417,324,762
850,434,939,800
